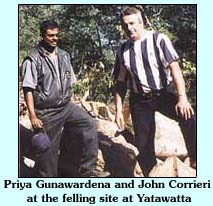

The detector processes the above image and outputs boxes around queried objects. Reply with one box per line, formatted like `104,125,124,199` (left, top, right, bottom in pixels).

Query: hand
30,116,43,129
115,110,125,131
175,96,194,120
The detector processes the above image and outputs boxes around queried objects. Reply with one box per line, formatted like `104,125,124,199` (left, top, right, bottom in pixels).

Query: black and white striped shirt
113,30,179,93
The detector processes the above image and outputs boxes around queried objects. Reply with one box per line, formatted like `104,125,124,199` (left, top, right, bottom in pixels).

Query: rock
96,118,143,176
155,112,188,157
149,156,178,177
19,98,194,177
96,149,106,171
177,157,196,177
96,119,139,156
99,132,143,177
81,100,114,121
19,89,28,116
19,115,32,130
148,156,196,177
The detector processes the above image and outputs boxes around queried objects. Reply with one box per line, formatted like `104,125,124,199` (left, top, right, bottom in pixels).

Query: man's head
120,7,144,41
40,20,59,48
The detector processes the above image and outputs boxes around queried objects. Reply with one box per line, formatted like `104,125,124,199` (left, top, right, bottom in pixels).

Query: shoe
88,170,111,177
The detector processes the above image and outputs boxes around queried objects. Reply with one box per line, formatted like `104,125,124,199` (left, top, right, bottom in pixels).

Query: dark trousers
34,102,98,177
130,92,196,176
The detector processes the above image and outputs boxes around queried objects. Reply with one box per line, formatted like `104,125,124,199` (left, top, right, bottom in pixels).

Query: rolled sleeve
22,59,38,89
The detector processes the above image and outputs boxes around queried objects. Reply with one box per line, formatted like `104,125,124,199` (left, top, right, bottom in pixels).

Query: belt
143,90,164,98
131,89,165,100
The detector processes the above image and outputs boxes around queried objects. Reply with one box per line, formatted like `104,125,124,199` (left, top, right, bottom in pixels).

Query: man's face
42,28,59,47
122,14,143,41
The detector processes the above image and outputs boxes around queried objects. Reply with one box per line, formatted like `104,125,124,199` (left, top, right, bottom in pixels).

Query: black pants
130,92,196,176
34,102,98,177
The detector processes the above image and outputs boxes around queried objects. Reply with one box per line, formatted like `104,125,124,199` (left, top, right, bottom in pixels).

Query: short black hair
40,20,59,37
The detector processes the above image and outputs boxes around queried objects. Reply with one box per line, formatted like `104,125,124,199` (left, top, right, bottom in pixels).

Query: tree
19,5,196,105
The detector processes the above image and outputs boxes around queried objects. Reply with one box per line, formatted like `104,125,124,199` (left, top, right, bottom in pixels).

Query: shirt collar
38,42,58,57
129,29,150,45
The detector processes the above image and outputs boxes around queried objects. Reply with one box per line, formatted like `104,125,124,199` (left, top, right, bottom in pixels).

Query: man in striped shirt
113,7,196,176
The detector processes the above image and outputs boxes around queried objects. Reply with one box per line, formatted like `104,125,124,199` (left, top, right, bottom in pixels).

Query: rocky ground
19,95,196,177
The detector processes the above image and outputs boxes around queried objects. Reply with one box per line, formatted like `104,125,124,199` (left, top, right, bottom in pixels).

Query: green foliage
19,5,196,105
72,63,114,103
19,5,61,64
181,59,196,107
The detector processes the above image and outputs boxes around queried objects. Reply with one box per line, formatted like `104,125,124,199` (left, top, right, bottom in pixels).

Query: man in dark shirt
113,7,196,176
22,20,109,177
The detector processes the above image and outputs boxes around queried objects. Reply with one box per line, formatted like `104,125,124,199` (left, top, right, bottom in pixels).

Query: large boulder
96,119,143,177
155,112,188,157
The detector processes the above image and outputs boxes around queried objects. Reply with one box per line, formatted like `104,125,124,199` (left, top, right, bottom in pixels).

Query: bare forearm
169,61,187,98
114,81,127,110
169,61,194,119
23,89,43,128
113,81,127,130
114,92,123,112
24,90,37,119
